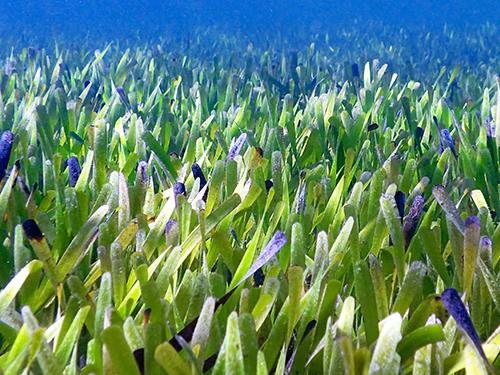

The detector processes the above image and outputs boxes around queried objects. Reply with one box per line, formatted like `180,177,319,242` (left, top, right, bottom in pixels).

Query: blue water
1,0,498,40
0,0,498,82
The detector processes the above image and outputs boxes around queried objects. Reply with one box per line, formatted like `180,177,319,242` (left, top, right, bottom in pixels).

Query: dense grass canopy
0,24,499,374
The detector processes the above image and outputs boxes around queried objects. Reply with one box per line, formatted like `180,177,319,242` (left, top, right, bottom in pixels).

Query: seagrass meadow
0,24,499,375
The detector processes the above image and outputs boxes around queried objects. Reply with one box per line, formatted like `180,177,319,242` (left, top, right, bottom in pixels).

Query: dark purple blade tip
173,182,186,196
67,156,81,187
403,195,425,247
165,219,178,236
441,288,486,360
485,118,495,138
480,236,492,248
133,349,144,374
17,175,30,195
241,230,287,285
394,191,406,220
465,215,480,228
441,288,472,329
0,130,14,174
253,268,265,287
439,128,458,158
22,219,44,241
191,163,207,188
227,133,247,160
265,179,273,192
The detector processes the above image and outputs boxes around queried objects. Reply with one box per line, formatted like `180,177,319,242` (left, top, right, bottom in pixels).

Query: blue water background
0,0,498,41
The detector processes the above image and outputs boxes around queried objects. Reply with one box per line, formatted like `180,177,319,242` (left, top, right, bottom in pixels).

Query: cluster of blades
0,24,499,374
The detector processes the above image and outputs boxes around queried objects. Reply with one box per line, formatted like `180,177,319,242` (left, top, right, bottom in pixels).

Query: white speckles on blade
369,313,403,375
432,185,465,234
191,297,216,359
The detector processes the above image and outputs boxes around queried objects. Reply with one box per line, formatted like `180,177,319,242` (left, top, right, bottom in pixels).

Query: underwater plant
0,23,498,375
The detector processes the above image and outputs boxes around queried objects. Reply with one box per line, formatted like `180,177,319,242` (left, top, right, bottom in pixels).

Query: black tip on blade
265,179,273,192
191,163,207,188
133,349,145,374
253,268,265,287
394,191,406,221
22,219,44,241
